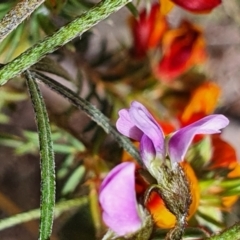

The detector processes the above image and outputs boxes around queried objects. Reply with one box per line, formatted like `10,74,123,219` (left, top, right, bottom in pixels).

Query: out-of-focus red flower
174,82,220,143
228,163,240,178
181,82,221,123
222,162,240,209
155,21,206,81
210,134,237,169
163,82,220,143
160,0,175,15
170,0,221,13
156,119,176,134
45,0,67,12
130,3,168,58
209,134,240,209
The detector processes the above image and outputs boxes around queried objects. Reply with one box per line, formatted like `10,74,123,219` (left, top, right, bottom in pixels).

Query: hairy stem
0,0,132,85
0,0,45,43
33,71,142,165
25,71,55,240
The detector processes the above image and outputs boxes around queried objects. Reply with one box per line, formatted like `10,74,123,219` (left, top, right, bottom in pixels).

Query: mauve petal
140,134,156,169
116,109,143,141
99,162,142,236
129,101,165,157
168,115,229,163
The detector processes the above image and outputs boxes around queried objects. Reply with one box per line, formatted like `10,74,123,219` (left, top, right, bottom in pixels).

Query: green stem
33,71,142,165
207,223,240,240
0,0,45,43
25,71,55,240
0,197,88,231
0,0,132,85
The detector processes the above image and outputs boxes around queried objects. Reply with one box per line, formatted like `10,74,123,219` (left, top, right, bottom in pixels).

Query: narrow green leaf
25,71,55,240
220,178,240,188
0,197,88,231
61,165,85,195
126,2,139,17
53,144,77,154
0,2,14,15
33,57,74,82
0,133,23,148
57,154,75,179
0,113,9,123
33,71,142,166
3,23,25,61
197,210,223,228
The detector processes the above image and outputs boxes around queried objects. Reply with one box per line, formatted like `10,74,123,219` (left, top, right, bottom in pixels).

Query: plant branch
0,0,132,85
0,197,88,231
32,71,142,165
0,0,45,43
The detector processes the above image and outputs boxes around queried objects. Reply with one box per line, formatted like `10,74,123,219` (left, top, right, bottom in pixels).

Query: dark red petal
157,30,198,79
172,0,221,12
131,3,164,58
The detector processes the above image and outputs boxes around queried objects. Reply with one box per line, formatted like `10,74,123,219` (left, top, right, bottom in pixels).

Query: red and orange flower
155,21,206,81
181,82,221,124
130,3,168,58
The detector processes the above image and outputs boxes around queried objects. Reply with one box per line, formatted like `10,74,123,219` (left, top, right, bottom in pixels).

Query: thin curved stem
33,71,142,165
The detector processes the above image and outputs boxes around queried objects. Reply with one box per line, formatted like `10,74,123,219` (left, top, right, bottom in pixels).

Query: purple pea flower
99,162,151,238
116,101,229,173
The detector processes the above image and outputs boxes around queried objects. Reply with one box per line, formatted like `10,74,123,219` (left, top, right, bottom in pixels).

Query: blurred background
0,0,240,239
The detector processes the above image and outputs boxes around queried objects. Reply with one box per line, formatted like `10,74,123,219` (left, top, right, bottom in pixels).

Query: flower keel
99,162,142,237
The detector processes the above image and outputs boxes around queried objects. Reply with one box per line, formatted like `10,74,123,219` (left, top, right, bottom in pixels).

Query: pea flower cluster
99,101,229,239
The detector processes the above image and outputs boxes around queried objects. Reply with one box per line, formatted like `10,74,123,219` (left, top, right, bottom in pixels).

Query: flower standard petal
168,114,229,163
129,101,165,158
116,109,143,141
99,162,142,236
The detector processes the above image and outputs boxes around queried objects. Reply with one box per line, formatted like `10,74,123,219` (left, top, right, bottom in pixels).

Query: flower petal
129,101,165,158
171,0,221,12
155,21,206,80
168,115,229,163
116,109,143,141
210,134,237,169
181,82,221,122
99,162,142,236
130,3,168,58
140,134,156,169
160,0,175,15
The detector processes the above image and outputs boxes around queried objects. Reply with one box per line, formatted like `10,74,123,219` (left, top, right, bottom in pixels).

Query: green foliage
26,71,55,240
